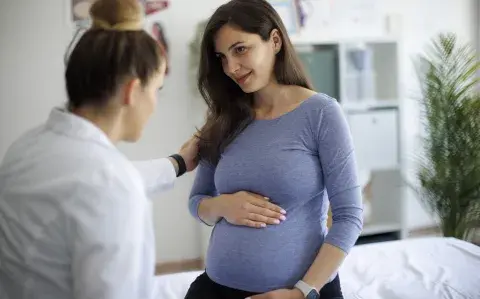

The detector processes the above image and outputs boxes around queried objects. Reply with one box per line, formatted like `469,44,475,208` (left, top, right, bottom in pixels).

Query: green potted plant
414,32,480,241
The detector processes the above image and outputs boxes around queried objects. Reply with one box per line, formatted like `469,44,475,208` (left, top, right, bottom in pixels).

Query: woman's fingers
246,212,279,225
230,191,287,228
247,195,287,215
241,219,267,228
247,205,286,223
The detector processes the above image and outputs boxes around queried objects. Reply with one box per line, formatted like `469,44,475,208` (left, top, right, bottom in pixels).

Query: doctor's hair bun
65,0,165,110
89,0,144,31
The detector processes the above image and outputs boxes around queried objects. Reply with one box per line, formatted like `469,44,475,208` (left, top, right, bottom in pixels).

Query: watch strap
294,280,318,298
169,154,186,177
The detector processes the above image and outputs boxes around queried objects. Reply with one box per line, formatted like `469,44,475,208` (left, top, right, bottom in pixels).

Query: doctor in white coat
0,0,197,298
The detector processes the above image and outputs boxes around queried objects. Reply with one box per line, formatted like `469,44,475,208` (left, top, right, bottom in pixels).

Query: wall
0,0,69,156
0,0,477,263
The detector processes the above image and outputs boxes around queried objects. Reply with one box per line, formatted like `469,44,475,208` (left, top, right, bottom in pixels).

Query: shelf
294,39,400,107
339,42,399,106
290,34,398,46
361,222,402,237
359,169,406,241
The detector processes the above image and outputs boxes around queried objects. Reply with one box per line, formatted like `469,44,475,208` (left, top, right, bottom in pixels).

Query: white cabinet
347,108,399,171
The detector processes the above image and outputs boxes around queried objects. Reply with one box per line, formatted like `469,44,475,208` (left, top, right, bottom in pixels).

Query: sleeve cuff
152,158,177,193
189,194,216,226
132,158,176,197
324,220,363,254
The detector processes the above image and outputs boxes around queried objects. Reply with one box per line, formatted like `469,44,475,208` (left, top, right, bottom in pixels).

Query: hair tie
92,18,144,31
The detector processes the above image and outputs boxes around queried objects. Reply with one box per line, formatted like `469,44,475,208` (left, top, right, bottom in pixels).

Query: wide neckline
253,93,318,123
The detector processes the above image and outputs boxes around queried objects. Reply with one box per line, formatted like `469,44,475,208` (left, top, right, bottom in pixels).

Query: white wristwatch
294,280,320,299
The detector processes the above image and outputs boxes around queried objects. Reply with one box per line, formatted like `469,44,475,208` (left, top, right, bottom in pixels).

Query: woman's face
213,24,282,93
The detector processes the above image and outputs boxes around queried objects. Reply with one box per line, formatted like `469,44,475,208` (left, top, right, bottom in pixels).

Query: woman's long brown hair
197,0,312,165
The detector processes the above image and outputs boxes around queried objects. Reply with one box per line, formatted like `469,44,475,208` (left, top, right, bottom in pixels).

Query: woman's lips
236,72,252,85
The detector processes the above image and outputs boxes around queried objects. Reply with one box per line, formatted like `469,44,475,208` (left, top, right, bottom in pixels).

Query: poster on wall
69,0,94,30
268,0,300,35
69,0,170,27
144,1,171,74
151,21,170,74
70,0,93,22
299,0,383,39
65,0,171,71
139,0,169,15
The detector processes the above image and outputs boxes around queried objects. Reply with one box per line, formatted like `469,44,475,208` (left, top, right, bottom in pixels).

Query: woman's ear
270,29,282,54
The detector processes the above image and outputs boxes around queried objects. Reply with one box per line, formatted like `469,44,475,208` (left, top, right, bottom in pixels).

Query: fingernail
274,219,280,224
264,197,269,200
281,209,287,214
261,223,266,227
280,215,286,221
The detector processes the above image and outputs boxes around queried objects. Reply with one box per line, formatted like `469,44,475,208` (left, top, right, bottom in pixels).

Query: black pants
184,272,344,299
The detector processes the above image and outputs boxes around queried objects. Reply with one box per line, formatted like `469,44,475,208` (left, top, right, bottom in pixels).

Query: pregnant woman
186,1,363,298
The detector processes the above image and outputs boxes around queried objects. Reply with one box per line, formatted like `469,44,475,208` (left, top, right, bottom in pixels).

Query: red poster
141,0,170,15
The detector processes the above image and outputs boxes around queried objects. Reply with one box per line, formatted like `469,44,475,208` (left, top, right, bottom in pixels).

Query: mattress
153,237,480,299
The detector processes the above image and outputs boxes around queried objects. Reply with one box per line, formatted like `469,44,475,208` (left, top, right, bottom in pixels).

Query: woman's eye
235,46,247,54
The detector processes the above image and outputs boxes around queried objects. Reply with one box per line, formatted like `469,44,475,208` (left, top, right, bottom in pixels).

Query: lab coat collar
46,107,117,150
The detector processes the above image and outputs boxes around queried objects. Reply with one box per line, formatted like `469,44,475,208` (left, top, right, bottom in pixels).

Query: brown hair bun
89,0,144,31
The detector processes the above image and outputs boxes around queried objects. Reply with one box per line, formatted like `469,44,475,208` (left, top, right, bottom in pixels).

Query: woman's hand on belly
218,191,287,228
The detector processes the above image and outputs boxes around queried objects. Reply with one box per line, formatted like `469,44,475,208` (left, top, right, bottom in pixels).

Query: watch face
306,290,320,299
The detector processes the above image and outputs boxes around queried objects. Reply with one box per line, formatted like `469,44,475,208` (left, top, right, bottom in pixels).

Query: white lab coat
0,108,177,299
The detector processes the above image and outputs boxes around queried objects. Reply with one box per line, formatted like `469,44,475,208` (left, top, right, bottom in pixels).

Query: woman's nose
224,57,241,76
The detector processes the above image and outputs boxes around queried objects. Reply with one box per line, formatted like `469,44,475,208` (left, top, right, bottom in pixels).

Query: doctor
0,0,196,298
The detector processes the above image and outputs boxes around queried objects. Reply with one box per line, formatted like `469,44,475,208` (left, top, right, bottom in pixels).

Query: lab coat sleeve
132,158,177,197
69,169,151,299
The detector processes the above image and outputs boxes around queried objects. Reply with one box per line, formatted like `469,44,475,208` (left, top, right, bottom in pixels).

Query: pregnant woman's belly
205,211,325,293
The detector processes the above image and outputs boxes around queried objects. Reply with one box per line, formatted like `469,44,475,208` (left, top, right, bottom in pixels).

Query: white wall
0,0,477,262
0,0,68,155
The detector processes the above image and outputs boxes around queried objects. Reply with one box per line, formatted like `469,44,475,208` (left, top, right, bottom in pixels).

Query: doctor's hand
218,191,287,228
178,135,199,172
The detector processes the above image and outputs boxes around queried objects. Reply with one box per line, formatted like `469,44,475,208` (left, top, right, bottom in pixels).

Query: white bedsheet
153,237,480,299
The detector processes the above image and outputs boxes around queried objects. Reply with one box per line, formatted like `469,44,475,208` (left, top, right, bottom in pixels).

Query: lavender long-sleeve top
189,93,364,293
